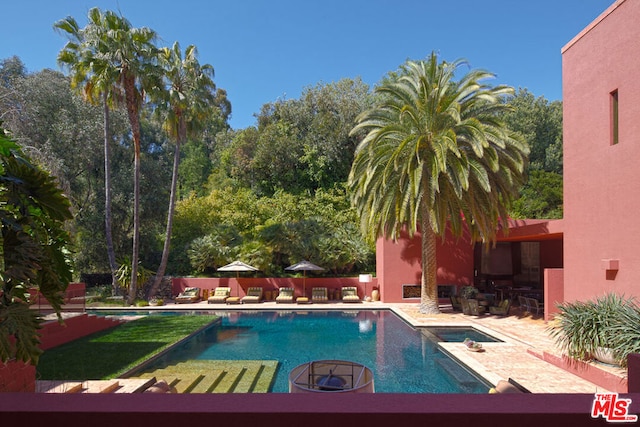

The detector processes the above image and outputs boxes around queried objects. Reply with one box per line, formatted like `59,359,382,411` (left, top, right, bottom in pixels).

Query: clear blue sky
2,0,614,130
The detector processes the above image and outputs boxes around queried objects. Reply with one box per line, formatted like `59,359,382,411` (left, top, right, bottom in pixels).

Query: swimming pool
123,309,491,393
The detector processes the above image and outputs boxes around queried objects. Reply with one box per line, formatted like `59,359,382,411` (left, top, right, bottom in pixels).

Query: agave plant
549,293,640,367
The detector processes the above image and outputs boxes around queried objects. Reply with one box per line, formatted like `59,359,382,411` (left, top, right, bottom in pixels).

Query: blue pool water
121,310,490,393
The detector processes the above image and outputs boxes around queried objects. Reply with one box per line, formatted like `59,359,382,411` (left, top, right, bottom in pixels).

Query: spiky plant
549,293,640,367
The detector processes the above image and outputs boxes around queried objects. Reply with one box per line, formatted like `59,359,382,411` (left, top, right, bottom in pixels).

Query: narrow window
611,89,619,145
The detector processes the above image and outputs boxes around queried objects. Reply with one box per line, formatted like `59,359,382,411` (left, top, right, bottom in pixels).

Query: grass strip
37,314,218,380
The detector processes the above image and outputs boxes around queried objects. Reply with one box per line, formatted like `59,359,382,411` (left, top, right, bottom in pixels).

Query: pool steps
130,360,278,393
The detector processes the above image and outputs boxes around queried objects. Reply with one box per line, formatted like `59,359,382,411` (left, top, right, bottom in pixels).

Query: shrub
549,293,640,367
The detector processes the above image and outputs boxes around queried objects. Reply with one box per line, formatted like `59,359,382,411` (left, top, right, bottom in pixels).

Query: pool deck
117,299,627,394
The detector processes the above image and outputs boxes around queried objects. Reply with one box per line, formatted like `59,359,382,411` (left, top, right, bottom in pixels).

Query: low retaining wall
0,361,35,393
40,314,123,351
529,349,630,393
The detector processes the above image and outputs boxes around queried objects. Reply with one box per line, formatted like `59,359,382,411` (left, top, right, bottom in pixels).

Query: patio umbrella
217,260,259,296
285,260,324,297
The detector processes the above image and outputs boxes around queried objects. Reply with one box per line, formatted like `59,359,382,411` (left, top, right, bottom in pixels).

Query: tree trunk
419,201,440,314
103,93,119,295
125,77,140,306
148,114,184,298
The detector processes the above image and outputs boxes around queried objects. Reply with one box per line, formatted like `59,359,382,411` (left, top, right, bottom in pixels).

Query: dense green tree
504,88,562,174
222,78,371,195
170,185,373,277
510,170,563,219
349,53,529,314
0,126,73,364
503,89,563,218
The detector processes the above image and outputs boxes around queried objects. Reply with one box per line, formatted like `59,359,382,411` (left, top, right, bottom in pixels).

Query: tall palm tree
348,53,529,314
55,10,122,294
56,8,160,304
148,42,216,297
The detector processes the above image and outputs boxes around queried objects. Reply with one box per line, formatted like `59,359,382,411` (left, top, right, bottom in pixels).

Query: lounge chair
450,295,463,311
312,287,328,303
241,287,263,304
275,287,295,303
341,286,361,303
296,296,311,304
175,287,200,304
489,299,511,316
207,287,231,304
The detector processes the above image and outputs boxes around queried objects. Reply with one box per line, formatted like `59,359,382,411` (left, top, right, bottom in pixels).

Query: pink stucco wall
562,0,640,303
376,229,474,303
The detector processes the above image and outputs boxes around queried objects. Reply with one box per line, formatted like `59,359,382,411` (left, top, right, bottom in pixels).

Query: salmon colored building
375,0,640,317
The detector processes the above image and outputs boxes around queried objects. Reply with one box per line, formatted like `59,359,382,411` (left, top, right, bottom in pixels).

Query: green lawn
37,314,218,380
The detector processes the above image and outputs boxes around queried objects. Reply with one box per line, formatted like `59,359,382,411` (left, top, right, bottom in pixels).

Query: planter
593,347,618,366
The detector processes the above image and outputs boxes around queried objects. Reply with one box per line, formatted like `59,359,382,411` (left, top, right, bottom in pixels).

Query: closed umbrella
217,260,259,296
285,260,324,297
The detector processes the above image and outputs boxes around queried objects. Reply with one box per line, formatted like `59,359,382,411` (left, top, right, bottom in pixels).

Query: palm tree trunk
125,78,140,306
148,114,184,298
103,92,119,295
419,200,440,314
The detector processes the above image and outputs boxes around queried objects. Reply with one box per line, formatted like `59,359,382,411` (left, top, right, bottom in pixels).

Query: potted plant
549,293,640,367
460,286,479,300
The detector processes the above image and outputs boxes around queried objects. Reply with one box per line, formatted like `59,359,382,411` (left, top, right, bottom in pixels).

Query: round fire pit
289,360,374,393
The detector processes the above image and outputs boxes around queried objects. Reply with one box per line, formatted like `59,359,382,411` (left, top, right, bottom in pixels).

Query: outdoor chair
518,295,530,312
527,297,544,315
207,287,231,304
312,287,329,303
450,295,463,311
341,286,361,303
489,299,511,316
467,298,486,316
175,287,201,304
241,287,263,303
275,287,295,303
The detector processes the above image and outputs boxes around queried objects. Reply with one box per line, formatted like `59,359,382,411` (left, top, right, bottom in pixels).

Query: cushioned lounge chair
341,286,361,303
489,298,511,316
296,296,311,304
312,287,328,303
207,287,231,304
241,287,263,303
450,295,463,311
175,287,201,304
275,287,294,303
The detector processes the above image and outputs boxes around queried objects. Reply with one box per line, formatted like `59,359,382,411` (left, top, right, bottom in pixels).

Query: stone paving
390,303,626,393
